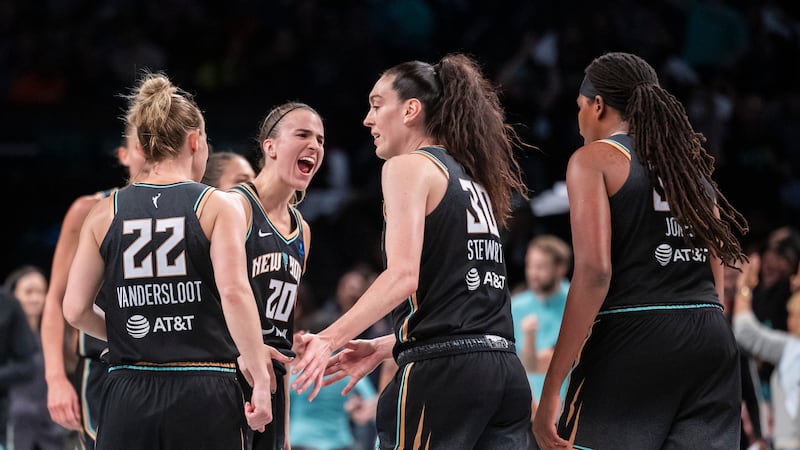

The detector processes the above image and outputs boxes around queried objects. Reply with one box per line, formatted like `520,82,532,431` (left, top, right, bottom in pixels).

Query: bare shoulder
569,141,630,172
382,152,444,182
205,189,244,216
218,187,249,210
63,193,105,228
81,195,115,242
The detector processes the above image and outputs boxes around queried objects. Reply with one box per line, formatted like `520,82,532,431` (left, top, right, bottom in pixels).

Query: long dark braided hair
584,52,747,267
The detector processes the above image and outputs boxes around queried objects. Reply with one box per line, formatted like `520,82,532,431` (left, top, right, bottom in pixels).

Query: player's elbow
62,297,83,329
393,269,419,297
217,284,251,307
576,260,611,288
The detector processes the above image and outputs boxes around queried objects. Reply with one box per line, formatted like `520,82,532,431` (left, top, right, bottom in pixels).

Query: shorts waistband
108,361,237,374
597,302,723,316
396,335,515,366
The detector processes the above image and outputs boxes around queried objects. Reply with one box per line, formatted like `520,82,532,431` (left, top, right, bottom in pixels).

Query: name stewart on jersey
251,252,302,282
467,239,504,263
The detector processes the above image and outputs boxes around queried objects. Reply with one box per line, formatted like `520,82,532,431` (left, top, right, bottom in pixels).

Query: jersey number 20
265,280,297,322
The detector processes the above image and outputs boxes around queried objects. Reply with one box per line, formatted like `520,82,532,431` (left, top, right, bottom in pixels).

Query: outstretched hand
290,332,334,401
324,339,384,395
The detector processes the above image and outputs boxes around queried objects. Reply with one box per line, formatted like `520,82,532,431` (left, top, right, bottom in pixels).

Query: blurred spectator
3,266,69,450
510,234,571,407
734,254,800,450
753,226,800,332
723,263,769,450
0,276,37,449
291,309,377,450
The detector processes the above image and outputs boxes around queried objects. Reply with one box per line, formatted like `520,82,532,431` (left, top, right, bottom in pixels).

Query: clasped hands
289,332,385,401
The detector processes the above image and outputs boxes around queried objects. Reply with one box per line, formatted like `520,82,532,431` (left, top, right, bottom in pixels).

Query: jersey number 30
460,179,499,237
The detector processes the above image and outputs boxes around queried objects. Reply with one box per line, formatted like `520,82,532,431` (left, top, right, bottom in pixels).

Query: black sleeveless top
391,146,515,355
96,182,238,364
231,182,305,358
601,134,718,311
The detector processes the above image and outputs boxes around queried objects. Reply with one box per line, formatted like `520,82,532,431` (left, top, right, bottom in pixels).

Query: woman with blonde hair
63,72,272,449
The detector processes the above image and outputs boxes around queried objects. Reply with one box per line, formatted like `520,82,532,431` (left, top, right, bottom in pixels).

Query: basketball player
292,54,535,449
202,151,255,190
532,52,749,449
62,72,272,449
230,102,324,449
41,123,145,449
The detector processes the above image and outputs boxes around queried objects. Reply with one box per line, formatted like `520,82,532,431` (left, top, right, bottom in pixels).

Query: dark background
2,0,800,306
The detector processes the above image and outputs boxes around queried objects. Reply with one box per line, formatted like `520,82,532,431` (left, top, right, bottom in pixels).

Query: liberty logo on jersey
125,314,195,338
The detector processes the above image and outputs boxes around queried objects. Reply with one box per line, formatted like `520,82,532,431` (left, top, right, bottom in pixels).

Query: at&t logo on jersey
654,243,709,266
465,267,506,290
126,315,150,338
465,268,481,291
125,314,195,338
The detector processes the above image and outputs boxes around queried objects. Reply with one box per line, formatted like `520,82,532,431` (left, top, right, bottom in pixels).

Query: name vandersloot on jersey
116,280,203,308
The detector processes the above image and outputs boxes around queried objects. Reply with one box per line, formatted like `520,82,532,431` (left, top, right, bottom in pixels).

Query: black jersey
231,182,304,355
602,133,718,311
391,146,514,353
95,182,238,365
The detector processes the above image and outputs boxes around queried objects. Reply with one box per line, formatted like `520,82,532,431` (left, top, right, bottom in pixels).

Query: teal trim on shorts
573,445,595,450
81,358,97,438
394,363,414,450
108,364,236,373
597,303,722,316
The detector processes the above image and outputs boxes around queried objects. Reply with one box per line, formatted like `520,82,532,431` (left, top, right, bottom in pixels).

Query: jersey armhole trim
194,186,216,217
596,138,632,160
413,149,450,179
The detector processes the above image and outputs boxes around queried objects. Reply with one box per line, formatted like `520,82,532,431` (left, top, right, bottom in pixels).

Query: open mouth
298,156,315,174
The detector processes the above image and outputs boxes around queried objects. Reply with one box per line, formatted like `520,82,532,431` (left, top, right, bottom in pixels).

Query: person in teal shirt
289,371,376,450
511,235,571,411
290,310,378,450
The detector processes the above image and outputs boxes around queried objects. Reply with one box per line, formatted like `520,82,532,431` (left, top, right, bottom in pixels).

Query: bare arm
318,333,397,396
291,154,439,398
42,196,97,382
732,254,789,364
41,195,98,430
519,315,539,371
534,146,612,448
63,199,111,340
301,217,312,272
207,191,272,430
